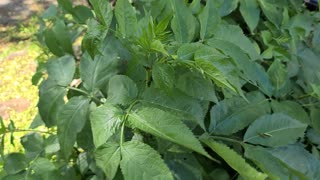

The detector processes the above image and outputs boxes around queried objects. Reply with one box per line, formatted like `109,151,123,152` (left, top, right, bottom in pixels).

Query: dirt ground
0,0,87,120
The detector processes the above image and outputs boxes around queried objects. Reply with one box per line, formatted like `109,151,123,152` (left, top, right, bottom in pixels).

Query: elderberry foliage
1,0,320,179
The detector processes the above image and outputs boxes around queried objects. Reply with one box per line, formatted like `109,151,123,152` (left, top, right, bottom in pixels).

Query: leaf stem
66,86,104,103
120,122,125,146
121,100,140,146
3,128,54,135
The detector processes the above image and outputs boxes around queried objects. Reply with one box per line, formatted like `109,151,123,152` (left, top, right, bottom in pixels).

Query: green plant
1,0,320,179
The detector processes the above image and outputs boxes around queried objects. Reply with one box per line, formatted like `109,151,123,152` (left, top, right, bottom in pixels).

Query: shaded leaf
57,96,90,159
20,133,44,160
164,153,203,180
240,0,260,32
4,153,27,175
258,0,282,28
269,144,320,180
244,144,291,180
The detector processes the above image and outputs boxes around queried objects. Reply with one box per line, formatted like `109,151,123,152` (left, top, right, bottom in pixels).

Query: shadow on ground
0,0,55,25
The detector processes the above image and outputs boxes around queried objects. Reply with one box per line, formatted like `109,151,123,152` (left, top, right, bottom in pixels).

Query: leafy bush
1,0,320,179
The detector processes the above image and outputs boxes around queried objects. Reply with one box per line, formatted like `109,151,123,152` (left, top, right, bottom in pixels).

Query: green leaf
171,0,196,43
52,20,74,55
258,0,282,28
128,107,211,159
82,18,108,57
120,140,174,180
152,63,175,90
271,100,310,124
212,24,260,60
267,60,289,96
115,0,137,39
95,142,121,180
208,169,230,180
142,87,205,128
43,29,64,57
90,103,123,147
177,43,203,60
0,116,5,134
107,75,138,105
198,0,221,40
72,5,94,24
20,133,44,160
209,91,270,135
244,113,307,147
207,39,273,96
244,144,291,180
46,55,75,87
57,96,90,159
269,144,320,179
194,46,227,60
38,81,66,127
57,0,73,13
31,158,56,176
311,108,320,133
150,40,169,56
80,52,119,93
312,24,320,52
38,55,75,127
201,137,267,180
90,0,113,27
41,4,58,19
164,153,203,180
216,0,239,17
239,0,260,32
195,58,237,93
176,69,218,102
4,153,27,175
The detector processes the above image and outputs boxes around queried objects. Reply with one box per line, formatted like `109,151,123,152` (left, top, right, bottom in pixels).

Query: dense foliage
1,0,320,179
